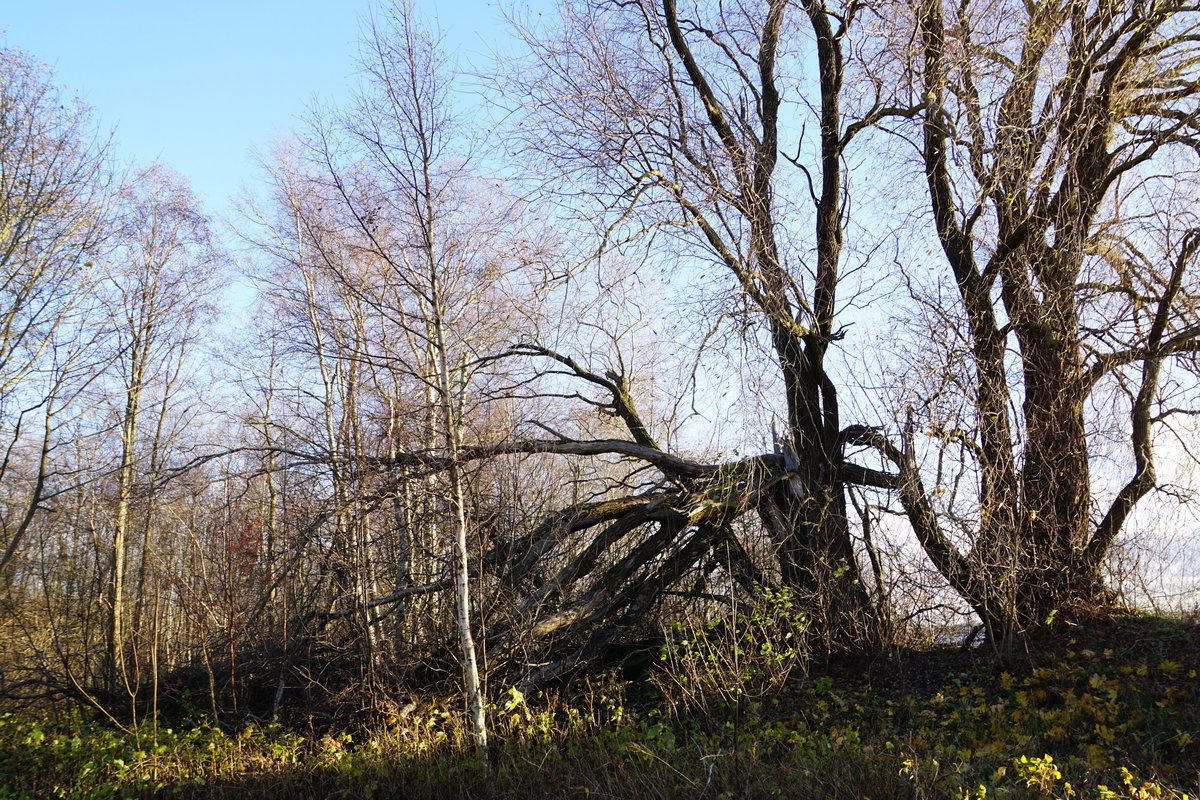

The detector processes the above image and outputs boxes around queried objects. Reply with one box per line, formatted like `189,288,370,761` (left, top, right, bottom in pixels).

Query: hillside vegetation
2,614,1196,799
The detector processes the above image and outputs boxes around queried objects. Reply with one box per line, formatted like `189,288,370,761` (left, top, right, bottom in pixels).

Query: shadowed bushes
1,614,1196,800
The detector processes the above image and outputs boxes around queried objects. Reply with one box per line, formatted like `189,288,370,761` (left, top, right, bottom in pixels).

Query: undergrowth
0,614,1196,799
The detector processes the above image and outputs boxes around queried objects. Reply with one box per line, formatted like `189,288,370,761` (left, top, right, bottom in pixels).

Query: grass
0,614,1196,799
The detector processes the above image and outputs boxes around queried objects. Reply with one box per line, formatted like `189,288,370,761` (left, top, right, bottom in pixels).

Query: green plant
656,585,809,715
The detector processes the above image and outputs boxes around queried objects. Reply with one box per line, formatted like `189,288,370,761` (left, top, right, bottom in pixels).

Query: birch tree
103,165,221,693
247,0,542,745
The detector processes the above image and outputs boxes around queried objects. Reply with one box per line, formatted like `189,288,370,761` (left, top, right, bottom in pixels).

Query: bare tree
866,0,1200,648
484,0,912,649
0,46,117,581
102,165,221,695
243,0,549,744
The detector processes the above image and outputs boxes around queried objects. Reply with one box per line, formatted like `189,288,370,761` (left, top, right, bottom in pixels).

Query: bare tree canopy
855,0,1200,648
0,46,117,579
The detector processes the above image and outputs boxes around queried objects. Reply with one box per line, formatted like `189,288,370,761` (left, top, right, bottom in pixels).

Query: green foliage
655,585,809,715
0,711,311,799
0,618,1195,799
889,642,1200,800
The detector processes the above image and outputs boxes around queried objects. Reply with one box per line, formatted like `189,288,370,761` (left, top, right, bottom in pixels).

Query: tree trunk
432,298,487,751
108,330,147,695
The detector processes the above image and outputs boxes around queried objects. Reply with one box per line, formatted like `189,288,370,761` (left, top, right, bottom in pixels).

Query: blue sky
2,0,519,218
